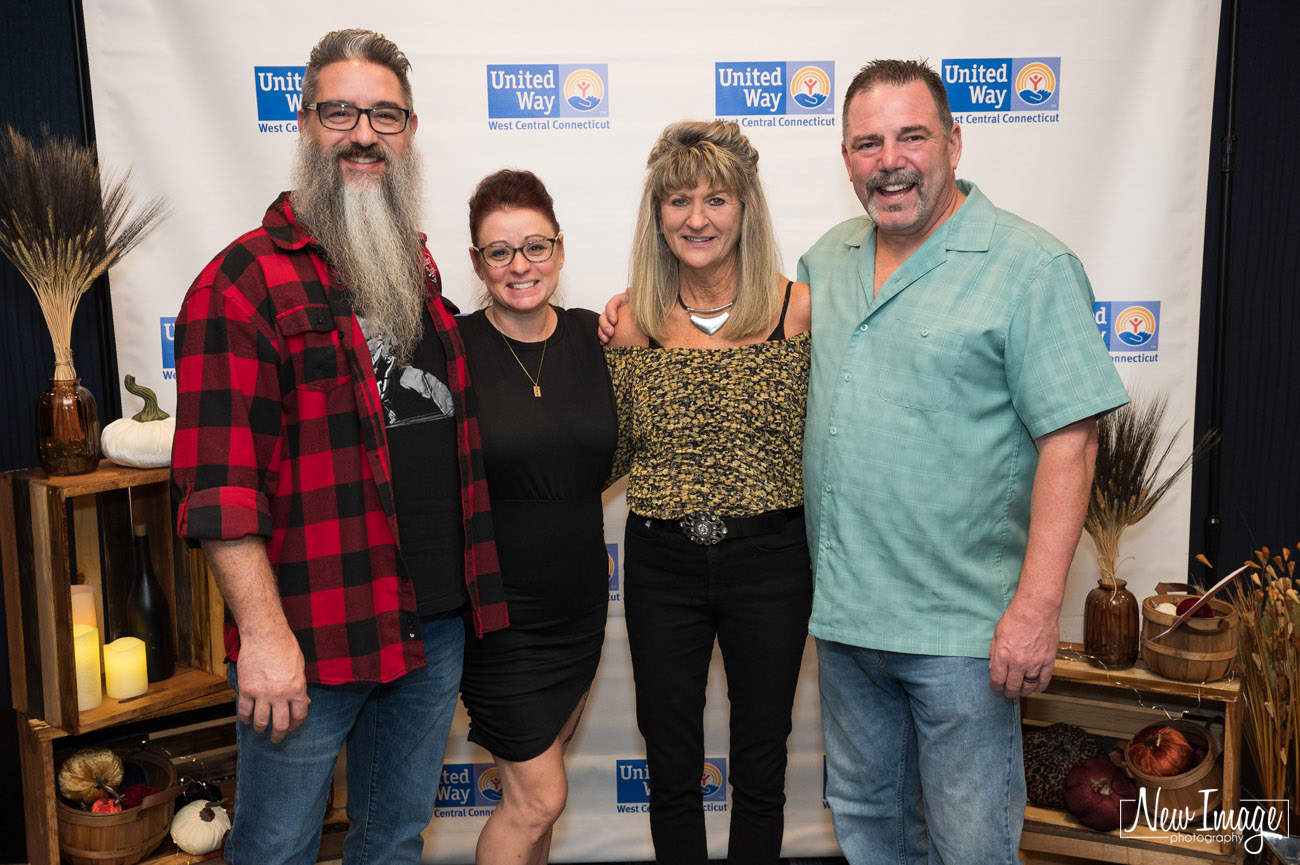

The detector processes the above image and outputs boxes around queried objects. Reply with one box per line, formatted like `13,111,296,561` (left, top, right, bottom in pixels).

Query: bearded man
171,29,507,865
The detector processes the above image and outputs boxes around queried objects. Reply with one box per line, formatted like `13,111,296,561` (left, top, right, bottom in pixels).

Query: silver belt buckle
679,512,727,545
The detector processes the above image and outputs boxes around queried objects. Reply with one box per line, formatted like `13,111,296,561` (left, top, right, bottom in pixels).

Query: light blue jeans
223,615,463,865
816,639,1025,865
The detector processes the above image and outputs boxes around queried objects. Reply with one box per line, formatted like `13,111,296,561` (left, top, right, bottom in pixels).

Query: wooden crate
1,461,228,734
1019,644,1244,865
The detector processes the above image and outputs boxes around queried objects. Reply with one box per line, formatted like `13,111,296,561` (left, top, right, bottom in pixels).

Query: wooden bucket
1123,720,1223,818
1140,594,1238,683
57,750,179,865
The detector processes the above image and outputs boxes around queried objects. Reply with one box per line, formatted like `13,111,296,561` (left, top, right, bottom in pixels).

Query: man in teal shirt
799,60,1127,865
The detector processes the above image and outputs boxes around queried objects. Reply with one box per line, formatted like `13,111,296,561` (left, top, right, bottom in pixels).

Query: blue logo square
943,59,1012,113
606,542,619,592
160,317,176,369
616,759,652,803
715,62,786,115
436,764,475,808
254,67,305,121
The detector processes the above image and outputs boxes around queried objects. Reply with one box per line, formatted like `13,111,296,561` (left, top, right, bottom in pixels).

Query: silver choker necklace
678,294,735,335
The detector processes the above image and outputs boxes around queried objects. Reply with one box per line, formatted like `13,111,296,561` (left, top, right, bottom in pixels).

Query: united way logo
614,758,727,811
435,763,500,809
160,317,176,374
607,542,620,595
477,765,504,804
790,65,832,110
564,68,605,112
943,57,1059,112
700,760,727,802
716,61,835,116
616,759,652,806
1094,301,1160,353
253,66,304,131
486,64,609,119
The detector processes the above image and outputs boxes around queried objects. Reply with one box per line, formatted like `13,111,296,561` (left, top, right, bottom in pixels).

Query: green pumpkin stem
125,374,171,422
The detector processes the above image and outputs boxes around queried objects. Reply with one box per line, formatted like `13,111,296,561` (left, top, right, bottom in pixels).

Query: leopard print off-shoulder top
605,328,809,520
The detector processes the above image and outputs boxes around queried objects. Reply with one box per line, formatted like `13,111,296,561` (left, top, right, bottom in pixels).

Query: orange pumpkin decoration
1127,724,1193,776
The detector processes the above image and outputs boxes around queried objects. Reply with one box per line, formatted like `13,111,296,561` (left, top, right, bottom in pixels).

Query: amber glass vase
1084,577,1139,668
35,378,100,476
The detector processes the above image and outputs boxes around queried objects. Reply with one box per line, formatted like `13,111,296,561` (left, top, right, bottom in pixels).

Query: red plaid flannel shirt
171,192,508,684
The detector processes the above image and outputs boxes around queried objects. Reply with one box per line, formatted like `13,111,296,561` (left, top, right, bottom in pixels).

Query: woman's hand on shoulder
786,279,812,336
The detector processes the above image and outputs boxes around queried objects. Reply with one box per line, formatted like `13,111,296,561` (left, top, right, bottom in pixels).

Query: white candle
73,624,102,711
103,637,148,699
70,585,97,629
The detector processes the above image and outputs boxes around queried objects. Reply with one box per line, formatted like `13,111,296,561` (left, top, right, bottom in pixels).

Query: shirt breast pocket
875,323,965,413
277,304,352,392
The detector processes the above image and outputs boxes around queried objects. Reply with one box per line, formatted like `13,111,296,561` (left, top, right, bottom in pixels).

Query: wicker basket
1140,594,1238,683
1123,719,1223,819
57,749,179,865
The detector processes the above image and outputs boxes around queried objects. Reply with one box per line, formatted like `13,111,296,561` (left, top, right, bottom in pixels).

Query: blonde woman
605,120,812,865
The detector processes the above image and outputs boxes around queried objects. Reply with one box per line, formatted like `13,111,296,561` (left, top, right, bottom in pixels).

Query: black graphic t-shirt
359,308,467,617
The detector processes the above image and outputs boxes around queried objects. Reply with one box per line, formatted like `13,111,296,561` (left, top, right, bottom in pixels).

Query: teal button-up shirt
799,181,1128,658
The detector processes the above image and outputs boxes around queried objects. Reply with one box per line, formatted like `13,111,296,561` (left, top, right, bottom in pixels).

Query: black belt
638,506,804,546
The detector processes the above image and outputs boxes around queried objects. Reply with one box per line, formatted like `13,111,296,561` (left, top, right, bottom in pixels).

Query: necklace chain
489,308,547,397
678,293,734,335
677,294,736,315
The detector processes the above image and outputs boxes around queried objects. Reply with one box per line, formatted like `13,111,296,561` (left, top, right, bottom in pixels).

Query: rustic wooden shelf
1019,643,1243,865
2,462,232,865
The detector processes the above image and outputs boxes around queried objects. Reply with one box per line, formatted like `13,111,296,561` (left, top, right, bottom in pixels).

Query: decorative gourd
100,375,175,468
1127,723,1193,776
1023,723,1102,808
57,746,124,805
171,799,232,855
1064,755,1138,831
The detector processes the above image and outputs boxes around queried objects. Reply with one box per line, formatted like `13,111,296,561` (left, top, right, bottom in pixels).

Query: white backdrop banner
83,1,1221,860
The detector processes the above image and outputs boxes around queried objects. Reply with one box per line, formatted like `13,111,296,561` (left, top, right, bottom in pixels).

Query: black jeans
624,510,813,865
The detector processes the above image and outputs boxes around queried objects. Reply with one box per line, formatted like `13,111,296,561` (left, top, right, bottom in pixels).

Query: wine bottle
127,524,175,681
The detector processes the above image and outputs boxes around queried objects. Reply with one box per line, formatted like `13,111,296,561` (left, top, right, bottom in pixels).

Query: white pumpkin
101,375,175,468
170,799,231,855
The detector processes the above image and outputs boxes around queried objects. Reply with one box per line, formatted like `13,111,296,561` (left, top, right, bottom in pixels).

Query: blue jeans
223,615,463,865
816,639,1025,865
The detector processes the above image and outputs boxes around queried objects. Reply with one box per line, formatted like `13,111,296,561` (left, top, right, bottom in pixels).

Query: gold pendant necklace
490,308,547,397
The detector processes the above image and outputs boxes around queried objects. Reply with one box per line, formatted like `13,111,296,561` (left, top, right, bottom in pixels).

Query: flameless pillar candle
73,624,102,711
103,636,148,699
70,584,97,629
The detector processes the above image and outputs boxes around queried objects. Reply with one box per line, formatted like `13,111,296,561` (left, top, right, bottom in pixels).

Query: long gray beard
291,137,427,364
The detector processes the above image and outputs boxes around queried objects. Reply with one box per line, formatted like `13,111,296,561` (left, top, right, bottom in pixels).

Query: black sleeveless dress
457,306,617,762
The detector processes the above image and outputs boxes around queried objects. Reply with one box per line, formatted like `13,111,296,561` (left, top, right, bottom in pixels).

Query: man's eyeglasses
306,101,411,134
475,236,561,268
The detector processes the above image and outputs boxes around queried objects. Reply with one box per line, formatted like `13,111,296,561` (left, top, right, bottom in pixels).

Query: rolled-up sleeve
171,254,282,542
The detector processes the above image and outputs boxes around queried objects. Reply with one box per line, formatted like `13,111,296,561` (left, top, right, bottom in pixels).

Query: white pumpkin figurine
100,375,175,468
170,798,231,855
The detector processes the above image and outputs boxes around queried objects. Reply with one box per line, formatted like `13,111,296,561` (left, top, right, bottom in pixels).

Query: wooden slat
72,666,232,733
17,713,61,865
29,460,169,495
1,473,29,713
1052,645,1241,702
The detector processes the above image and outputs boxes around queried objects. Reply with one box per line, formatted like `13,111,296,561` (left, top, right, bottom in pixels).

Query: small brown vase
1084,577,1139,668
35,378,100,475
